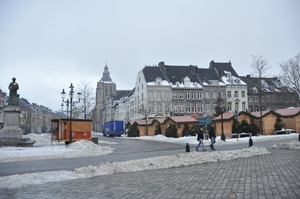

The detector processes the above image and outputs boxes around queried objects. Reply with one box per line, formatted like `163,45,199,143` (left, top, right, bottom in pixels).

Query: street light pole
221,107,226,141
61,83,81,144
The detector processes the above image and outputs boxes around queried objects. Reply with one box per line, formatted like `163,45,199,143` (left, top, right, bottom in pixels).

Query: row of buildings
92,60,299,133
1,60,299,135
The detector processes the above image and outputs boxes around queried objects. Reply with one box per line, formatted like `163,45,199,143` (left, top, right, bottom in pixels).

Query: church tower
93,64,116,132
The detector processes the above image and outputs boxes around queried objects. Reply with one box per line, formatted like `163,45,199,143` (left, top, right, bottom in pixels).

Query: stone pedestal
0,106,35,147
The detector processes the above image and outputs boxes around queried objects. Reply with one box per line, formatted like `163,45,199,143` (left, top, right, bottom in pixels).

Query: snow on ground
0,134,114,163
128,133,299,146
271,141,300,149
0,133,299,189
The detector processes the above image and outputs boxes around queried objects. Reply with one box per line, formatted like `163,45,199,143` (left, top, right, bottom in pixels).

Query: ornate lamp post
61,83,81,144
221,106,226,141
61,99,70,118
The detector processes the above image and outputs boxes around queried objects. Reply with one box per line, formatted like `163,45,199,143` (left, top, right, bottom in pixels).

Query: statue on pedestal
0,77,35,146
8,77,19,105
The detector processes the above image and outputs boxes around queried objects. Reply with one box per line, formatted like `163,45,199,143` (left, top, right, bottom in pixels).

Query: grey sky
0,0,299,111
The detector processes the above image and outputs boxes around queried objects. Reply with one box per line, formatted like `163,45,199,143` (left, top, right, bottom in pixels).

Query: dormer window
226,72,232,79
184,76,190,87
155,77,162,85
253,87,258,94
209,80,218,85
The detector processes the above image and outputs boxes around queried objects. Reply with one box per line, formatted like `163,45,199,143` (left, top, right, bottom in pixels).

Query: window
173,105,178,113
141,94,144,101
248,97,252,102
221,91,225,98
186,92,190,99
227,103,232,111
191,105,196,113
227,91,231,98
164,93,169,101
186,105,190,113
173,92,178,99
198,92,203,99
205,102,210,112
149,106,154,113
205,91,210,98
213,91,217,98
110,86,112,94
234,91,238,98
253,87,258,94
157,93,161,101
241,91,245,98
197,105,203,113
179,93,184,99
148,93,154,101
192,92,196,99
158,104,162,113
235,102,239,111
254,97,258,102
179,105,184,113
242,102,246,111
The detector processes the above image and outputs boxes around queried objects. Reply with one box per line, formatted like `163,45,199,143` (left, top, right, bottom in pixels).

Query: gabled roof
275,107,300,116
209,60,239,78
213,112,235,120
143,66,166,83
164,65,200,85
240,75,290,93
197,68,220,84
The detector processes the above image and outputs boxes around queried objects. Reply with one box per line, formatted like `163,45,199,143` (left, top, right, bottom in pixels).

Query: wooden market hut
213,112,235,137
275,107,300,133
133,116,198,137
250,110,280,135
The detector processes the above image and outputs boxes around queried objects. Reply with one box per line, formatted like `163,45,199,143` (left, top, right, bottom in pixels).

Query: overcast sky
0,0,299,111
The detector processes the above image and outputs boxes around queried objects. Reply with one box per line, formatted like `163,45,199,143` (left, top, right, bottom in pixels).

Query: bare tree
139,102,151,136
250,55,271,135
279,53,300,101
76,80,95,119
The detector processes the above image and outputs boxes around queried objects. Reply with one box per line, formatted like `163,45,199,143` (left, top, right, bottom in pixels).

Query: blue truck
103,120,124,136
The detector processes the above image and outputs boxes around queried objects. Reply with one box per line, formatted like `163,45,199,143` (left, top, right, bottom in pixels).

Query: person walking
196,126,206,151
208,124,216,150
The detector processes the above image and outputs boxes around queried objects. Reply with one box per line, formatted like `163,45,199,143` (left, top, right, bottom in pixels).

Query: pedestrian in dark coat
208,124,216,150
196,127,206,151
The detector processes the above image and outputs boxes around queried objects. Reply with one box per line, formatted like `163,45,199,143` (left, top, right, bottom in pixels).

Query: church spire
99,62,113,82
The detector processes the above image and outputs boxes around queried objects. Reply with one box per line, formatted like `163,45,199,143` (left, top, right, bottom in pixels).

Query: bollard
186,143,190,152
299,134,300,142
249,137,253,147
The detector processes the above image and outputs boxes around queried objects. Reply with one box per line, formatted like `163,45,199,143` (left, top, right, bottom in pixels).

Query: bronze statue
8,77,19,105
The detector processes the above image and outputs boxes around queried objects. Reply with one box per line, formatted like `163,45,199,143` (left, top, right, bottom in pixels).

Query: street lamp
61,83,82,144
61,99,70,118
221,107,226,141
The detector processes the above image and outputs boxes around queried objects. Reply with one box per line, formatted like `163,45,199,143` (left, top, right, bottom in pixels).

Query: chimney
158,61,165,70
246,74,251,79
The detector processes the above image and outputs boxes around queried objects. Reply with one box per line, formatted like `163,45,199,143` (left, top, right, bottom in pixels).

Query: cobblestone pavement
1,147,299,198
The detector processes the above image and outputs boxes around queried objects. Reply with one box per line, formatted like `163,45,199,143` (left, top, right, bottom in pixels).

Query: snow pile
23,133,51,145
74,146,270,175
272,141,300,150
0,137,114,163
0,146,270,189
66,140,112,152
